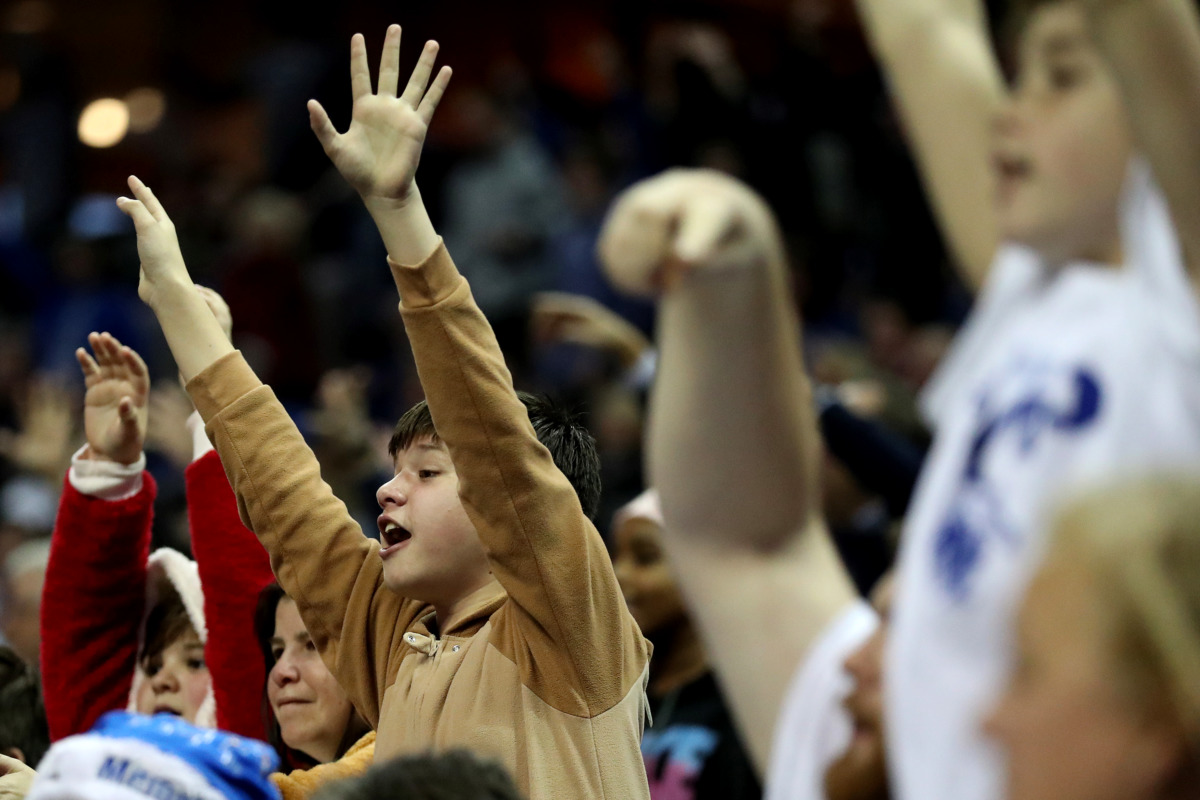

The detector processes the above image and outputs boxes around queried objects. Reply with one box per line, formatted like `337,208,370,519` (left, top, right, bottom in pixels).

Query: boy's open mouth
379,519,413,552
994,152,1032,182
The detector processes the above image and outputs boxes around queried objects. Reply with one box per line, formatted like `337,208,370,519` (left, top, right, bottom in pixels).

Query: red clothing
40,452,275,741
41,473,153,741
188,450,276,739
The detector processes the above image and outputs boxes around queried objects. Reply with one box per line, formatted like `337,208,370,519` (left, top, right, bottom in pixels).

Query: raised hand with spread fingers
309,25,452,265
75,332,150,466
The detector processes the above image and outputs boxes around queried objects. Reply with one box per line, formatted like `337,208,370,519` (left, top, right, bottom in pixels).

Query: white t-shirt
887,161,1200,800
766,601,879,800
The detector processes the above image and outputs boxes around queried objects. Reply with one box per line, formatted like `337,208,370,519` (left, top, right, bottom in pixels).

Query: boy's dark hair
139,583,195,669
312,749,525,800
388,392,603,521
0,646,49,766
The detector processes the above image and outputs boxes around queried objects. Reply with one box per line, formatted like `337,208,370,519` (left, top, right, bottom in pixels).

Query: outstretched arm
598,170,857,772
41,333,153,739
856,0,1006,290
120,176,419,725
1080,0,1200,285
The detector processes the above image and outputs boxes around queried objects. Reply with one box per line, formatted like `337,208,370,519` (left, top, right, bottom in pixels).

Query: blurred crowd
0,0,971,653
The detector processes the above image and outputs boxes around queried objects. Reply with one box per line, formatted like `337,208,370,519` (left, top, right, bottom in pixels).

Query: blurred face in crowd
984,558,1189,800
268,599,356,764
993,0,1134,266
375,437,492,612
824,576,893,800
135,629,210,722
612,515,686,637
1,566,44,666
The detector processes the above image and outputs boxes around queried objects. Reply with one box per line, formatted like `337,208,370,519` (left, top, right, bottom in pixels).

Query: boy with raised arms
117,27,652,800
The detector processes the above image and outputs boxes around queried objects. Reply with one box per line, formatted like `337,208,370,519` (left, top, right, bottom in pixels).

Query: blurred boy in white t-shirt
850,0,1200,798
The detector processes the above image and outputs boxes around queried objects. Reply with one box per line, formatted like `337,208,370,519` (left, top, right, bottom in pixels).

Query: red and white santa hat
125,547,217,729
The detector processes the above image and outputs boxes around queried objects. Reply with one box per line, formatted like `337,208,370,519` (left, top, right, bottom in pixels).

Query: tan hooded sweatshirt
188,241,652,800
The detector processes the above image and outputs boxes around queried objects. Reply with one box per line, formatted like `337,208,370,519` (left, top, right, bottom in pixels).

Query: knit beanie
27,711,279,800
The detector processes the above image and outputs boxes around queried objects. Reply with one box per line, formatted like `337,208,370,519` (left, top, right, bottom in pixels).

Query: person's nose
376,473,408,510
271,651,301,688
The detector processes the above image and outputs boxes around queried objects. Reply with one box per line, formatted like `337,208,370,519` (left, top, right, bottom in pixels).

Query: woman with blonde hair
986,477,1200,800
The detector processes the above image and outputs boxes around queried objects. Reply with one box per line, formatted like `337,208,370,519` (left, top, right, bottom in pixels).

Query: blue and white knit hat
27,711,279,800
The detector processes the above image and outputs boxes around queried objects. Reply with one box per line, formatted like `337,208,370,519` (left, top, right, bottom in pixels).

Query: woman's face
268,599,357,764
612,516,686,637
984,560,1185,800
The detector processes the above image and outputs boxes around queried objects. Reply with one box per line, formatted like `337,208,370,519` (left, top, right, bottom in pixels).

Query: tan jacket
272,732,376,800
189,242,652,800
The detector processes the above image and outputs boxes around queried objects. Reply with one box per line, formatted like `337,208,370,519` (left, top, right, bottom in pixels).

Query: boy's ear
3,746,26,764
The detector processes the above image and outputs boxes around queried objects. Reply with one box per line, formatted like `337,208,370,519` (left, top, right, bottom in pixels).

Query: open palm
309,26,452,203
77,332,150,465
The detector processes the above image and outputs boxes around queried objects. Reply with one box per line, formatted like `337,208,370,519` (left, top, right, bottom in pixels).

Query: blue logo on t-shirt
934,367,1102,600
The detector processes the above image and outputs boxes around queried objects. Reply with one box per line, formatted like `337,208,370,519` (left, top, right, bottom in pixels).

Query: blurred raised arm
1080,0,1200,285
856,0,1007,290
599,169,857,772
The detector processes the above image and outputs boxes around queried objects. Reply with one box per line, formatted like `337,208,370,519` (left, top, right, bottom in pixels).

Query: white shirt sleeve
186,410,214,462
766,601,880,800
68,445,145,501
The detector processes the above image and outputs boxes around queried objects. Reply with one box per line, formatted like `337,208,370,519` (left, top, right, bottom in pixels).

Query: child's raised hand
0,375,77,482
76,332,150,465
115,176,191,307
597,169,781,298
308,25,452,207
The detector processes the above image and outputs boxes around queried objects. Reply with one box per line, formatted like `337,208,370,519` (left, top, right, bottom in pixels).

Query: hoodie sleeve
187,449,276,740
270,732,376,799
40,473,154,740
187,354,425,727
389,241,650,718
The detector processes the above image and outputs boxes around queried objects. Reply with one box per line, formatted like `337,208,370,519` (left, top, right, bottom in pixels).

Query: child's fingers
308,100,339,154
349,33,372,100
91,332,117,368
122,345,150,390
118,396,138,423
402,40,440,108
127,176,168,222
116,196,157,230
377,24,402,97
417,65,452,125
76,346,100,380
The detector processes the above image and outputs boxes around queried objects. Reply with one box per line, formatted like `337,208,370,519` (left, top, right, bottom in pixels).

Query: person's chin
381,562,432,599
824,731,888,800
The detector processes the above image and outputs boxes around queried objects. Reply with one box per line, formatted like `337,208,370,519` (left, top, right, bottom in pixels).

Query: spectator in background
439,85,566,377
985,478,1200,800
0,538,49,666
612,490,761,800
0,645,49,766
253,582,375,799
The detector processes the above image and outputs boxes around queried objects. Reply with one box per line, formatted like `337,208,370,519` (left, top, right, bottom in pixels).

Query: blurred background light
77,98,130,148
5,0,54,35
125,87,166,133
